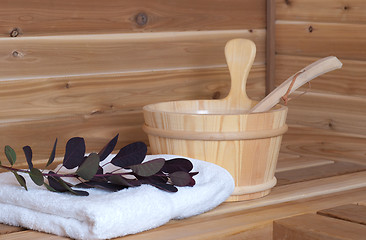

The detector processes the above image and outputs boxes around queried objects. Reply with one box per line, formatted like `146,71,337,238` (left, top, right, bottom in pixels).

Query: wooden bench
1,125,366,239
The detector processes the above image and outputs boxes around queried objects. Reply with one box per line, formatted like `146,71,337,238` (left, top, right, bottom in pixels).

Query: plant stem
0,165,147,178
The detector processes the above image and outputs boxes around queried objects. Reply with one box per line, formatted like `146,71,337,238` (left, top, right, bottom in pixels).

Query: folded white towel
0,154,234,240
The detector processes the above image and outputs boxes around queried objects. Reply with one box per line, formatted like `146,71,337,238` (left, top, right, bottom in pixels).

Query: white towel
0,154,235,240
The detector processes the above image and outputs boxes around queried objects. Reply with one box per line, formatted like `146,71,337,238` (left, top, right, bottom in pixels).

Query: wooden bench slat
318,204,366,225
274,213,366,240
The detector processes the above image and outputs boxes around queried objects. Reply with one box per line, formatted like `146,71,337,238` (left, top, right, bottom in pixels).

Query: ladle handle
224,39,256,109
249,56,343,113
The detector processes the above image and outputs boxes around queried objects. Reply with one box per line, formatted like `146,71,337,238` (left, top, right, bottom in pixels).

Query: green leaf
12,171,27,190
46,138,57,167
29,168,44,186
129,158,165,177
5,145,16,165
76,153,100,180
43,182,57,192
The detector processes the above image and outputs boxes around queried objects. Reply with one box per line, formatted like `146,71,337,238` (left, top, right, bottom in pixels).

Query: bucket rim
143,99,288,116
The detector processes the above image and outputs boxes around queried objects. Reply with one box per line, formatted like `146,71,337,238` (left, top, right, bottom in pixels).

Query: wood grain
276,0,366,24
273,213,366,240
120,186,366,240
276,21,366,61
276,153,334,173
0,66,264,123
0,0,265,37
0,111,147,161
0,225,24,235
281,125,366,165
266,0,276,94
0,230,68,239
275,55,366,97
285,91,366,136
276,161,366,186
0,30,265,80
318,204,366,225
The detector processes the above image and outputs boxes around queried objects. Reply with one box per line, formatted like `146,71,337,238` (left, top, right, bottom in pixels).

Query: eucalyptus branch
0,134,198,196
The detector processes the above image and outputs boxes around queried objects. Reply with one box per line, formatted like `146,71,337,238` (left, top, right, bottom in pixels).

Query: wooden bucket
143,39,288,201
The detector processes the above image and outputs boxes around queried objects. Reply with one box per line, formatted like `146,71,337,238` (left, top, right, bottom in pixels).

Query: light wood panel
0,30,265,80
318,204,366,225
0,225,23,235
276,0,366,24
0,230,68,240
275,54,366,97
276,154,334,173
281,125,366,165
273,213,366,240
285,92,366,136
0,65,265,123
276,161,366,186
0,0,265,37
120,186,366,239
0,111,147,161
276,21,366,61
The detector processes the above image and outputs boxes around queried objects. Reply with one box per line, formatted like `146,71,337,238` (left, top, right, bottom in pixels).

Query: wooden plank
0,224,24,235
1,178,366,239
276,21,366,61
0,66,265,123
276,161,366,186
275,55,366,97
0,111,147,161
276,0,366,24
201,171,366,219
0,30,265,80
285,91,366,136
281,125,366,166
266,0,276,94
0,0,266,37
121,187,366,240
0,230,68,239
273,213,366,240
318,204,366,225
276,153,334,173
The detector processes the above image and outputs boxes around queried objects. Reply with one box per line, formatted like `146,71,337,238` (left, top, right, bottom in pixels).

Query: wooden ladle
223,38,256,111
249,56,343,113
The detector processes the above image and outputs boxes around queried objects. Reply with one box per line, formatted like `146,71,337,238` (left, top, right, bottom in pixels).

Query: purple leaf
75,181,125,191
111,142,147,168
63,137,86,169
22,146,33,169
47,172,67,192
162,158,193,173
129,158,165,177
169,171,193,186
139,171,168,184
46,138,57,167
98,134,119,161
48,172,89,196
149,182,178,192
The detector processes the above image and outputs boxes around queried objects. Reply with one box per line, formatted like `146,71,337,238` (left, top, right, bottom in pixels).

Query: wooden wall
275,0,366,136
0,0,266,161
